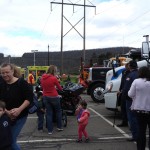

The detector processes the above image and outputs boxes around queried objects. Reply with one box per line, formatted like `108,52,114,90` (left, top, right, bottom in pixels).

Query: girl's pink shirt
77,109,90,125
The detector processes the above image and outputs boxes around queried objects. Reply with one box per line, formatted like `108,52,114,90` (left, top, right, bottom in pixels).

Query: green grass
60,75,79,85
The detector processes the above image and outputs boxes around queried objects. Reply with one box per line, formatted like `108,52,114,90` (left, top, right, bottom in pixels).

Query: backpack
17,78,39,114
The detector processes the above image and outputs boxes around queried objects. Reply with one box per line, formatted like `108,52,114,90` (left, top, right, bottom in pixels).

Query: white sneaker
57,128,63,131
48,132,52,135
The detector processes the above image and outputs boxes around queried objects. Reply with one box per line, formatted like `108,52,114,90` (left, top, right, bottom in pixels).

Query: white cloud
0,0,150,56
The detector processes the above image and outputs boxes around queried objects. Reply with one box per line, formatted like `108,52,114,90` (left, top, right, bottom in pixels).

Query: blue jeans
126,100,138,140
37,111,45,130
43,96,62,132
11,116,27,150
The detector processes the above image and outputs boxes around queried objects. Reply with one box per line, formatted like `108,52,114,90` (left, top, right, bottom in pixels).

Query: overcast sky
0,0,150,57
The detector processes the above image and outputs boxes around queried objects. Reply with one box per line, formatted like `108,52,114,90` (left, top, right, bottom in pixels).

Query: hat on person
122,58,132,65
128,60,138,69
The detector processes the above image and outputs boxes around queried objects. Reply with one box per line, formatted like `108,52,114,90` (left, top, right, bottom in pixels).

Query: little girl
75,100,90,143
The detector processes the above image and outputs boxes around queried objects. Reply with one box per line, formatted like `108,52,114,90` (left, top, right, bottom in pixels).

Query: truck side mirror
141,42,149,59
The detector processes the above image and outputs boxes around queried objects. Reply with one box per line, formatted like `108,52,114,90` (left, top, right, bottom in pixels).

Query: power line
125,9,150,26
39,13,51,38
39,0,59,39
94,5,150,47
95,0,128,15
51,0,96,75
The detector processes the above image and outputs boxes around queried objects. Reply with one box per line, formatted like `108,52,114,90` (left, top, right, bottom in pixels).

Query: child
36,92,45,131
75,100,90,143
0,101,12,150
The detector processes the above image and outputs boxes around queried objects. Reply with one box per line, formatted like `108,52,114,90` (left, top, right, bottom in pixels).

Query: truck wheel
91,83,105,103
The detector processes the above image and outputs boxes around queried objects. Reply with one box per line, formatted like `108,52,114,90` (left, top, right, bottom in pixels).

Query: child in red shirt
75,100,90,143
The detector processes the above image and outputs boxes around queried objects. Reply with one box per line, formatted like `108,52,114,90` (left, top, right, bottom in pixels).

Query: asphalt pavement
17,94,140,150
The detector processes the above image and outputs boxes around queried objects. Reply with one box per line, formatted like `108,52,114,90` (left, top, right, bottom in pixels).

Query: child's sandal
85,138,90,143
76,139,82,143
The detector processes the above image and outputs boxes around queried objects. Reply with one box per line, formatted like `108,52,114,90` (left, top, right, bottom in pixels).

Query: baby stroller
59,82,85,115
35,85,68,127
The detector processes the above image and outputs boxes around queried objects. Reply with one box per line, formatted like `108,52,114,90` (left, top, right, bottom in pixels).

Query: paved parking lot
17,94,144,150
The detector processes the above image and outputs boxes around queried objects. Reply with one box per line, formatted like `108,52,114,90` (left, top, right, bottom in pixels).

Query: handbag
28,94,38,114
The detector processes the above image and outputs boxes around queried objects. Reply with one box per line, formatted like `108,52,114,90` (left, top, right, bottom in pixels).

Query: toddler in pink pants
75,100,90,143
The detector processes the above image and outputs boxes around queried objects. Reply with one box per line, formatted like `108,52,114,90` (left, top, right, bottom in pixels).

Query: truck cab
104,60,148,110
79,57,127,103
104,35,150,110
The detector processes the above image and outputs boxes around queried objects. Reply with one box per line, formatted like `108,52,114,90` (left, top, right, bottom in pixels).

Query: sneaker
85,138,90,143
57,128,63,131
48,132,52,135
76,139,82,143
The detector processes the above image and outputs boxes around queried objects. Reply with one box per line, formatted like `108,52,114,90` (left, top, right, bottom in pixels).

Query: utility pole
31,50,38,66
48,44,50,66
60,0,64,75
51,0,96,75
83,0,86,62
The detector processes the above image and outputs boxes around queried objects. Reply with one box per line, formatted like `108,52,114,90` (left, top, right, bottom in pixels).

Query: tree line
0,47,134,74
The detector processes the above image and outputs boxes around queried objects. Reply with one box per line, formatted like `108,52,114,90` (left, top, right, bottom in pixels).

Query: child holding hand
75,100,90,143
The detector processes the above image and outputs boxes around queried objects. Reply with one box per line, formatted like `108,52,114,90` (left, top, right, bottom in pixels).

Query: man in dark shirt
117,62,130,127
124,60,139,142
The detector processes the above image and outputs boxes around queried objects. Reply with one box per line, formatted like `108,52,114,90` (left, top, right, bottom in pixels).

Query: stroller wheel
62,111,67,127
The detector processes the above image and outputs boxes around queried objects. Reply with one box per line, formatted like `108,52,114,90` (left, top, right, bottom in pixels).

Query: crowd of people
117,60,150,150
0,61,150,150
0,63,91,150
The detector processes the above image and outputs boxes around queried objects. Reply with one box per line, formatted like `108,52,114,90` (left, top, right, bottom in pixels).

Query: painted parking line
18,109,128,144
89,107,149,150
17,136,127,144
18,138,74,144
18,107,148,150
28,116,38,119
89,107,130,138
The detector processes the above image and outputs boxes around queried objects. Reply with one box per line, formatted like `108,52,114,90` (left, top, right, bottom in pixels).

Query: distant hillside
0,47,135,74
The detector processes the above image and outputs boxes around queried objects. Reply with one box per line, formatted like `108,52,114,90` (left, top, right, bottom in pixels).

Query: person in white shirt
128,66,150,150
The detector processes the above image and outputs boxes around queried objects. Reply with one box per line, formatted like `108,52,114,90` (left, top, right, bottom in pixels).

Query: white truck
104,35,150,110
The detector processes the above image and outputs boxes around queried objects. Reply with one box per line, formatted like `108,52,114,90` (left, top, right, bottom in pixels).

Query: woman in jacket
128,66,150,150
41,65,63,134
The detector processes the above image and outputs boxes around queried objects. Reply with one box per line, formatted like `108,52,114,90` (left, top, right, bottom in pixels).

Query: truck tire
91,83,105,103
